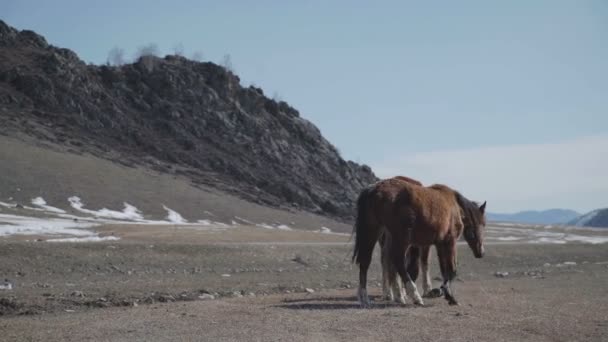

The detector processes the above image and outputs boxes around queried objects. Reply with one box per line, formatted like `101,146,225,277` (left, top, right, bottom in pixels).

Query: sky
2,0,607,213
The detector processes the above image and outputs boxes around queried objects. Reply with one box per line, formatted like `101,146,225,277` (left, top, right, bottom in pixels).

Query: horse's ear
479,201,487,214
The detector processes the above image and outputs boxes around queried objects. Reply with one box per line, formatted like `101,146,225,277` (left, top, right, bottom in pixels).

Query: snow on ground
0,214,97,237
314,227,349,236
162,205,187,224
2,197,607,244
485,223,608,244
255,223,293,231
46,236,121,242
0,196,231,241
68,196,144,220
234,216,255,225
563,235,608,244
494,236,523,241
31,197,66,214
0,201,14,208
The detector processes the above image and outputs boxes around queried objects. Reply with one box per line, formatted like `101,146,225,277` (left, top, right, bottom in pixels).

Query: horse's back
369,180,460,241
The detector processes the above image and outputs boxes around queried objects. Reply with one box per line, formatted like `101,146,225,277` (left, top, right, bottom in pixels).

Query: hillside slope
0,20,376,220
568,209,608,228
0,135,352,232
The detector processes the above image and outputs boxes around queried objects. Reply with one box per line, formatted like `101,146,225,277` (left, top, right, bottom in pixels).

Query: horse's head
461,200,487,258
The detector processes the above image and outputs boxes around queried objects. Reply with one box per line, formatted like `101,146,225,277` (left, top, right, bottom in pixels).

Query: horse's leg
380,231,395,301
382,231,407,304
393,274,406,304
391,236,423,306
357,226,380,308
420,246,442,298
399,246,420,303
357,247,373,308
436,239,459,305
406,246,420,282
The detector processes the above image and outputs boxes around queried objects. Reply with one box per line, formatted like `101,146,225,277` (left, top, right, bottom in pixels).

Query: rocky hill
0,20,376,220
568,208,608,228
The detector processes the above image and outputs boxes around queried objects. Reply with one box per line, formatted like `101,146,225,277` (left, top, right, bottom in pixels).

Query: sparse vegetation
106,47,126,66
192,51,204,62
221,53,233,72
135,43,160,58
135,43,160,71
173,43,184,56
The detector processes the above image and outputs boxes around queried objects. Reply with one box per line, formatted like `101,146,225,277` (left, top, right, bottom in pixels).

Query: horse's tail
352,186,372,264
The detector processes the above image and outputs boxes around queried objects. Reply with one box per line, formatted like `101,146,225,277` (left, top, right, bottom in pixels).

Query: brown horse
353,178,486,307
371,176,437,303
382,176,485,302
378,176,424,303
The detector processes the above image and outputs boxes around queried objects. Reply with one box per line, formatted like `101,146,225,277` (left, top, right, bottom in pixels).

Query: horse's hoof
448,300,459,306
423,288,443,298
413,300,425,306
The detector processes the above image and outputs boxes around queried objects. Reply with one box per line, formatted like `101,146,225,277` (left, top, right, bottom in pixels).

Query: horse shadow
275,295,428,311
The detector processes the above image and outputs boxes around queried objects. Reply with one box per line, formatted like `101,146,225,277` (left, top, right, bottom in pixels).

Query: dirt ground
1,225,608,341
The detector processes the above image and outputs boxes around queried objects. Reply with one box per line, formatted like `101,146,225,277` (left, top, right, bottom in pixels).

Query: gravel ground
1,226,607,341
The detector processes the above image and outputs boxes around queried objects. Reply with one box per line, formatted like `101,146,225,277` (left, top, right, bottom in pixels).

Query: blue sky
2,1,607,213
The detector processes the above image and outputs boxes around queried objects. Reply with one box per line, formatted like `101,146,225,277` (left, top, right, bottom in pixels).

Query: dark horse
353,178,486,307
378,176,424,303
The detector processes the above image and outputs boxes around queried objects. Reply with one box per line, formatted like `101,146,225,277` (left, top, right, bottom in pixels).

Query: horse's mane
454,191,481,227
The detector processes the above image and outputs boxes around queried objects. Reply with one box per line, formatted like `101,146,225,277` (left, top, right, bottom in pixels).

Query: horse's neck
454,192,478,231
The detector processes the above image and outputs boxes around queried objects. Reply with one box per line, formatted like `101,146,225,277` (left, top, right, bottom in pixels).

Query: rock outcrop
0,20,377,220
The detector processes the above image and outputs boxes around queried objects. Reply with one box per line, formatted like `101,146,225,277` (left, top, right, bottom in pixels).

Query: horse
368,176,439,304
353,178,486,307
377,176,424,304
382,176,484,302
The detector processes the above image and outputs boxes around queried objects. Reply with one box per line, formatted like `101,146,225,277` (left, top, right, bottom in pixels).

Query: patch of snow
234,216,255,225
162,205,187,224
0,214,97,237
495,236,522,241
530,237,567,244
255,223,292,231
276,224,292,231
47,236,120,242
0,201,14,208
68,196,143,221
532,231,565,238
563,235,608,244
31,197,66,213
197,219,212,226
319,227,332,234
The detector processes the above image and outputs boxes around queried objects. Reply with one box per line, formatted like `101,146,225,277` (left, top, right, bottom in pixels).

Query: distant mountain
568,209,608,228
487,209,580,225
